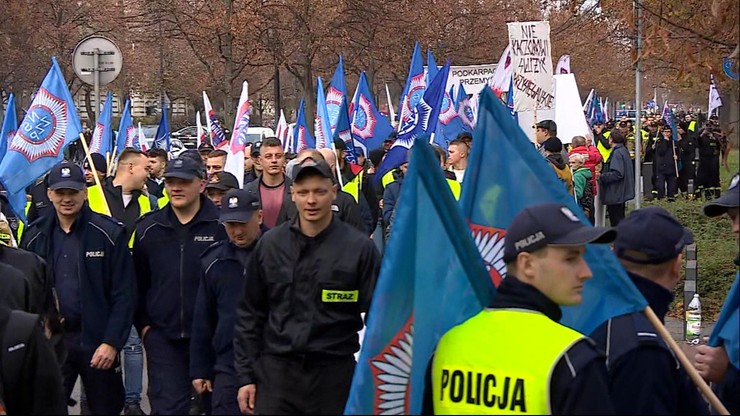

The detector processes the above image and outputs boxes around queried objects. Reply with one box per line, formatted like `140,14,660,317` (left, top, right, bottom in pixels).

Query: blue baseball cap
614,206,694,264
703,173,739,217
503,203,616,263
220,189,261,223
47,162,86,191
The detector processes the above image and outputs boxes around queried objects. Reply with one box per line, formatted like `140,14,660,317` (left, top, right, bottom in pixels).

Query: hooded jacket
546,153,574,196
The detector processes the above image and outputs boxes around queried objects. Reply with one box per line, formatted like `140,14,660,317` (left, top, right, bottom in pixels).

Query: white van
246,126,275,144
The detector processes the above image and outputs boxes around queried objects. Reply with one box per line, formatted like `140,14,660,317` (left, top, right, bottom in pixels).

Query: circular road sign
72,36,123,86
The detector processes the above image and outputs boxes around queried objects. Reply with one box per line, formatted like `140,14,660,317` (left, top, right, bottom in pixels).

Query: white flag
196,110,205,148
275,110,288,149
555,55,571,74
708,74,723,116
225,81,250,187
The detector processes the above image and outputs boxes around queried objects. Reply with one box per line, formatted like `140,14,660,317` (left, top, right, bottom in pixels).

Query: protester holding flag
133,156,225,414
591,207,707,414
190,189,264,415
234,156,380,415
82,153,108,187
430,203,616,414
696,173,740,415
21,162,136,415
653,125,679,201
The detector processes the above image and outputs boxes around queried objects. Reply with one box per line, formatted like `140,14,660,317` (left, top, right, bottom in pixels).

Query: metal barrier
683,243,698,340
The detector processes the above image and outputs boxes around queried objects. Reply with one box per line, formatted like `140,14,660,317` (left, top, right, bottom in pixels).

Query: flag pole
385,84,396,125
78,133,111,216
643,306,729,414
397,95,409,133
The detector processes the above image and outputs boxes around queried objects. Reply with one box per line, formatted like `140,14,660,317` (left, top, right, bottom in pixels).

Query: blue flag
461,88,646,335
375,61,450,184
351,72,393,158
709,273,739,369
455,83,475,130
591,91,605,126
293,98,316,152
434,84,466,149
0,92,18,163
399,42,425,123
345,140,494,415
154,103,170,150
327,55,347,133
315,76,332,149
506,76,518,122
0,57,83,215
426,49,439,85
332,96,357,164
89,91,113,156
116,98,139,153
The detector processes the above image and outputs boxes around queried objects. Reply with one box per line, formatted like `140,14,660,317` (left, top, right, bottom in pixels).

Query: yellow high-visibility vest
597,130,612,162
87,185,156,247
688,120,696,132
342,171,363,203
447,178,461,200
432,309,584,415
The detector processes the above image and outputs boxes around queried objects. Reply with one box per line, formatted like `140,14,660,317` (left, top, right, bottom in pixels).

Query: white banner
507,21,555,112
447,64,497,94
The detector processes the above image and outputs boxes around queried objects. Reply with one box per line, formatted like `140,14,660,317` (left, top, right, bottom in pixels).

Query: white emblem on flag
372,325,413,415
10,87,69,162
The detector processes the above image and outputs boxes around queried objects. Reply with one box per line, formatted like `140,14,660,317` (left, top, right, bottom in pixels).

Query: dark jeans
62,331,124,414
655,172,677,200
607,203,626,227
143,327,191,414
254,354,355,415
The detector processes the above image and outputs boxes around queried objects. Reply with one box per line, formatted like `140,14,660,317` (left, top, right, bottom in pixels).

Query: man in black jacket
653,126,678,201
190,189,263,415
0,303,66,415
600,130,635,226
21,162,136,414
676,122,698,197
591,206,707,414
234,157,380,415
133,156,225,414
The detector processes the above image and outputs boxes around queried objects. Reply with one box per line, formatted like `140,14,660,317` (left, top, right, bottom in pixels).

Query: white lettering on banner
507,21,554,112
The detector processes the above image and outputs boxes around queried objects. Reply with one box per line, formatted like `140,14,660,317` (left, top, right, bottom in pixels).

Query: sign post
72,36,123,123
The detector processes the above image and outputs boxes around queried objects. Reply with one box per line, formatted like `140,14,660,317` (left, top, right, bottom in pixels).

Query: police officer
695,173,740,415
0,302,66,414
430,203,616,414
590,206,707,414
676,122,698,197
20,162,136,414
696,120,722,199
133,156,225,414
653,126,678,201
190,189,264,415
234,157,381,415
205,170,239,208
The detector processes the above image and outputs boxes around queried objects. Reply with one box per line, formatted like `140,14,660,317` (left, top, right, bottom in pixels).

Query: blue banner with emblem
709,272,739,369
0,92,18,164
345,140,494,415
0,57,83,219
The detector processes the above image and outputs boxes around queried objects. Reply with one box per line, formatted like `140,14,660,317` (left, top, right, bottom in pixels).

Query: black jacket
424,277,615,415
591,273,708,415
0,305,67,415
20,207,136,350
25,178,52,225
0,263,29,311
654,137,677,176
234,217,381,386
100,177,159,240
190,238,259,380
677,134,698,170
133,195,225,340
244,176,297,227
698,129,722,158
146,177,164,199
0,245,54,316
